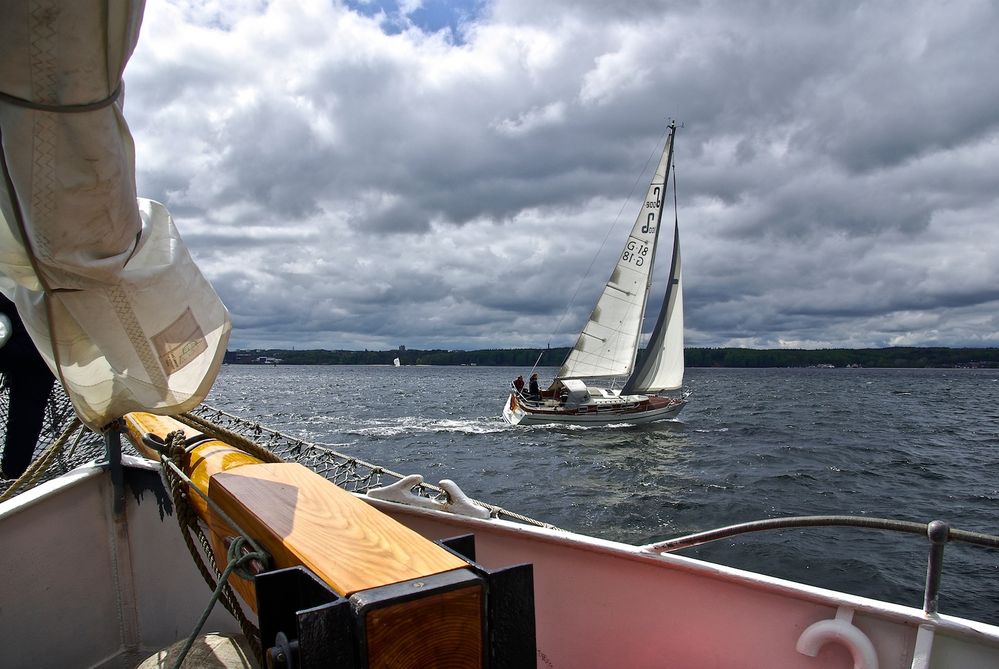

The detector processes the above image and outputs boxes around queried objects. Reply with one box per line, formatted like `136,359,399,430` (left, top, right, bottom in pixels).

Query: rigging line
537,124,673,362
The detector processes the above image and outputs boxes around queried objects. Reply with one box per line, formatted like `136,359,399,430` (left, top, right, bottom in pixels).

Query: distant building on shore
254,356,282,364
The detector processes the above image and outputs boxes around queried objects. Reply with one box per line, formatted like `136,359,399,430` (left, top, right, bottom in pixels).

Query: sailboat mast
626,122,676,376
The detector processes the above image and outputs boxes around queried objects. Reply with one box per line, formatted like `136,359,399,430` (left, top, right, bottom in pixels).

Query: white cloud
118,0,999,351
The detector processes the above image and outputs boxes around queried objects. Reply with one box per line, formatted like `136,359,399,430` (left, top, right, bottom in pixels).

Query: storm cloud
123,0,999,350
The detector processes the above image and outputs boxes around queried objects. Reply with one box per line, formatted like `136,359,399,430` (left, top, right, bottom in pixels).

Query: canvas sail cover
621,218,684,394
557,127,674,381
0,0,230,429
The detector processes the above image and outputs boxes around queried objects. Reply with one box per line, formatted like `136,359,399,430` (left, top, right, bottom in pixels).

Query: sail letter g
642,213,656,234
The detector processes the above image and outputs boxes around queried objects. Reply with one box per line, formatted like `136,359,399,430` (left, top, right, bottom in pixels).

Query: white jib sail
0,1,230,429
622,219,684,394
558,128,675,381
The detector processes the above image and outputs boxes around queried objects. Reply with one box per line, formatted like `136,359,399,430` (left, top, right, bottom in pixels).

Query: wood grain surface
366,585,483,669
210,462,468,595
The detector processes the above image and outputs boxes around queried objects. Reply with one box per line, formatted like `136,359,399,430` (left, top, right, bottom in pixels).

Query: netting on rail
0,377,553,528
0,375,108,497
184,404,555,528
187,404,394,494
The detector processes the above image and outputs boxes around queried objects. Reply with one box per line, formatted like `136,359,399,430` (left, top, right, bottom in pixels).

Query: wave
345,416,508,437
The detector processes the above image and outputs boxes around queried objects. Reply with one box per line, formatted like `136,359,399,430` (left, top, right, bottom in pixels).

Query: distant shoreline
225,346,999,369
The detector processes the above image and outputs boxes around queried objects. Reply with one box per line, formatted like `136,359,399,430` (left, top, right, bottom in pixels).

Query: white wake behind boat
503,123,686,426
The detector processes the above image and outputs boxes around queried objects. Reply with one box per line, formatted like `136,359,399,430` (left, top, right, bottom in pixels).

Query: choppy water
206,365,999,624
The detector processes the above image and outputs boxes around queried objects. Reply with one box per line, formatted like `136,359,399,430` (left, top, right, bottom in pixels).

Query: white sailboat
504,122,687,426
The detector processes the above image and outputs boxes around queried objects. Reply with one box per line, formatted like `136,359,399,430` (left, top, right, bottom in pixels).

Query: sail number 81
622,240,649,266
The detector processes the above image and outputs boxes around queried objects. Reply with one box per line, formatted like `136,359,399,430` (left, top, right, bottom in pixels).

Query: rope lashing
177,412,284,464
0,84,123,113
170,536,268,669
157,429,272,666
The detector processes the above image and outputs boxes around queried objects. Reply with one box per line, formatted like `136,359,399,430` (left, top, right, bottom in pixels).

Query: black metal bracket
256,567,355,669
438,534,536,669
102,419,126,515
255,534,536,669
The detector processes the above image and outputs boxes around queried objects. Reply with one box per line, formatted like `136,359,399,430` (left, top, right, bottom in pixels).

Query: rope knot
226,536,270,581
165,429,188,460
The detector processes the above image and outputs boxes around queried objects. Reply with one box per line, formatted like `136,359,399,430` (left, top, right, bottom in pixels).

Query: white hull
503,391,685,426
2,459,998,668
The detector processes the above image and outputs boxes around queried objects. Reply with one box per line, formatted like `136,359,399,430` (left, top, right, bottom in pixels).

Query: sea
205,364,999,625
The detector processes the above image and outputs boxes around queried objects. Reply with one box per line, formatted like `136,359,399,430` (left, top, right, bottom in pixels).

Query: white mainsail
0,1,230,429
557,126,676,382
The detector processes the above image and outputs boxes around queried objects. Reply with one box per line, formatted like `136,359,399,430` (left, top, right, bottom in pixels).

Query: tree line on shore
225,346,999,368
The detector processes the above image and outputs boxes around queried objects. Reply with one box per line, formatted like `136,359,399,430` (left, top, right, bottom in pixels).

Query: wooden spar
123,412,258,521
124,412,270,609
122,411,467,586
122,412,495,668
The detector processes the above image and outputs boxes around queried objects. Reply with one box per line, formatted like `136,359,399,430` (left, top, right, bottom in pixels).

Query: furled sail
0,1,230,429
620,218,684,394
557,125,675,381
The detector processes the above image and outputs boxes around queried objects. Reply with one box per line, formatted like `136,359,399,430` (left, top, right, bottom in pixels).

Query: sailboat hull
503,391,685,426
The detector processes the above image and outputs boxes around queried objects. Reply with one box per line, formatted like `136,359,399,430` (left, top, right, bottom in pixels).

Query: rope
490,505,561,530
176,411,283,464
170,536,267,669
158,430,267,666
0,84,122,113
0,416,82,502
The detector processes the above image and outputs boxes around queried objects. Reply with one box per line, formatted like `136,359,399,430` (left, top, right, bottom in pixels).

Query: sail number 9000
622,239,649,267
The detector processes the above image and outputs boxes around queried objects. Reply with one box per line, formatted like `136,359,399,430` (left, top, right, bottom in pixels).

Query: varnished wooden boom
123,412,467,594
125,413,535,669
122,412,488,667
209,461,468,594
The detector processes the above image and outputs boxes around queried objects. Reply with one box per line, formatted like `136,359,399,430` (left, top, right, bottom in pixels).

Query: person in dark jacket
0,294,56,479
528,373,540,399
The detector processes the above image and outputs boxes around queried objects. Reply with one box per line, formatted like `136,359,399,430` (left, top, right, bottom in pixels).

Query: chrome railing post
923,520,950,614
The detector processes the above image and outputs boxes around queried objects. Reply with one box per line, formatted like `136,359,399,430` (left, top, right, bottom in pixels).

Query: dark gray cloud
123,0,999,351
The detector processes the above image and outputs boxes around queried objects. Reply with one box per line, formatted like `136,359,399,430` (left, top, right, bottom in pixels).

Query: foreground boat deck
2,458,998,668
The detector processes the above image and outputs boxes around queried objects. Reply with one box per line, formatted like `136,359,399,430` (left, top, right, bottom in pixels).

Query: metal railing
644,515,999,614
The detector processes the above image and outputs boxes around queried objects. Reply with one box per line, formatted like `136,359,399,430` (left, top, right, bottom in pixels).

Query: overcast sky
122,0,999,351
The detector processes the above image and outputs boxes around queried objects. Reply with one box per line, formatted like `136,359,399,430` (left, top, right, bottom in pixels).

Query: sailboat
503,122,687,426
